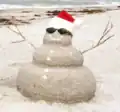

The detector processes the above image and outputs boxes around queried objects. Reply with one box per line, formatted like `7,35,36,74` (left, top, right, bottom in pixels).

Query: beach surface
0,8,120,112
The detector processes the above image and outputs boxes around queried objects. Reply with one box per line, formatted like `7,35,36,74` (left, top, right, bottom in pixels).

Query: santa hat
48,10,82,32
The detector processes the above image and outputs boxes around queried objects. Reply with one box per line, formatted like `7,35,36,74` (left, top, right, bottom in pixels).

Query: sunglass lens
58,28,72,37
46,27,56,33
58,28,67,34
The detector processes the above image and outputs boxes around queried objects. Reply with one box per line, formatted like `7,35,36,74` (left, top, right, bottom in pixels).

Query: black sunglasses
46,27,73,37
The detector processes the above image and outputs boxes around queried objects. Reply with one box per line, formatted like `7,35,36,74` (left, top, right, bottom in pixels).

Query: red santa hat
48,10,82,32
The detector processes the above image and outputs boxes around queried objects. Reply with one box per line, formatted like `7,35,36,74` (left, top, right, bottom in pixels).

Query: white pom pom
74,18,83,26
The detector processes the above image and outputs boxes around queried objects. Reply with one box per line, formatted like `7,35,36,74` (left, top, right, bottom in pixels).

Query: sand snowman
16,10,96,104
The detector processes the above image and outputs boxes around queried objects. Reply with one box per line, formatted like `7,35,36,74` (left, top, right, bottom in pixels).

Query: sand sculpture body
16,30,96,104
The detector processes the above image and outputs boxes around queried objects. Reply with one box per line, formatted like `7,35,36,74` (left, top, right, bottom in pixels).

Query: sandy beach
0,7,120,111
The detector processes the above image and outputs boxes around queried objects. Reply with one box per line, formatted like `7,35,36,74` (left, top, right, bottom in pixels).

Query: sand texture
0,8,120,111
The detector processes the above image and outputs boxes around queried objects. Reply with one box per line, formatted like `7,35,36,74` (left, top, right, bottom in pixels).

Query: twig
103,20,110,35
100,34,114,44
82,19,114,54
97,20,111,45
14,25,26,40
11,39,25,43
82,35,114,54
8,25,26,41
7,25,36,49
27,41,36,49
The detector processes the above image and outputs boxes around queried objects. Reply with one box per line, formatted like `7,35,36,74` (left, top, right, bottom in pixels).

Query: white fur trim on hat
48,16,74,32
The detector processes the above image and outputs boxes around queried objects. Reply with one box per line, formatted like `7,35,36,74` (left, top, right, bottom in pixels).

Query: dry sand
0,8,120,111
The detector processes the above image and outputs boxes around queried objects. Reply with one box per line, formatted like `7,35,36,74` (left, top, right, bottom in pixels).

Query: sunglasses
46,27,73,37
